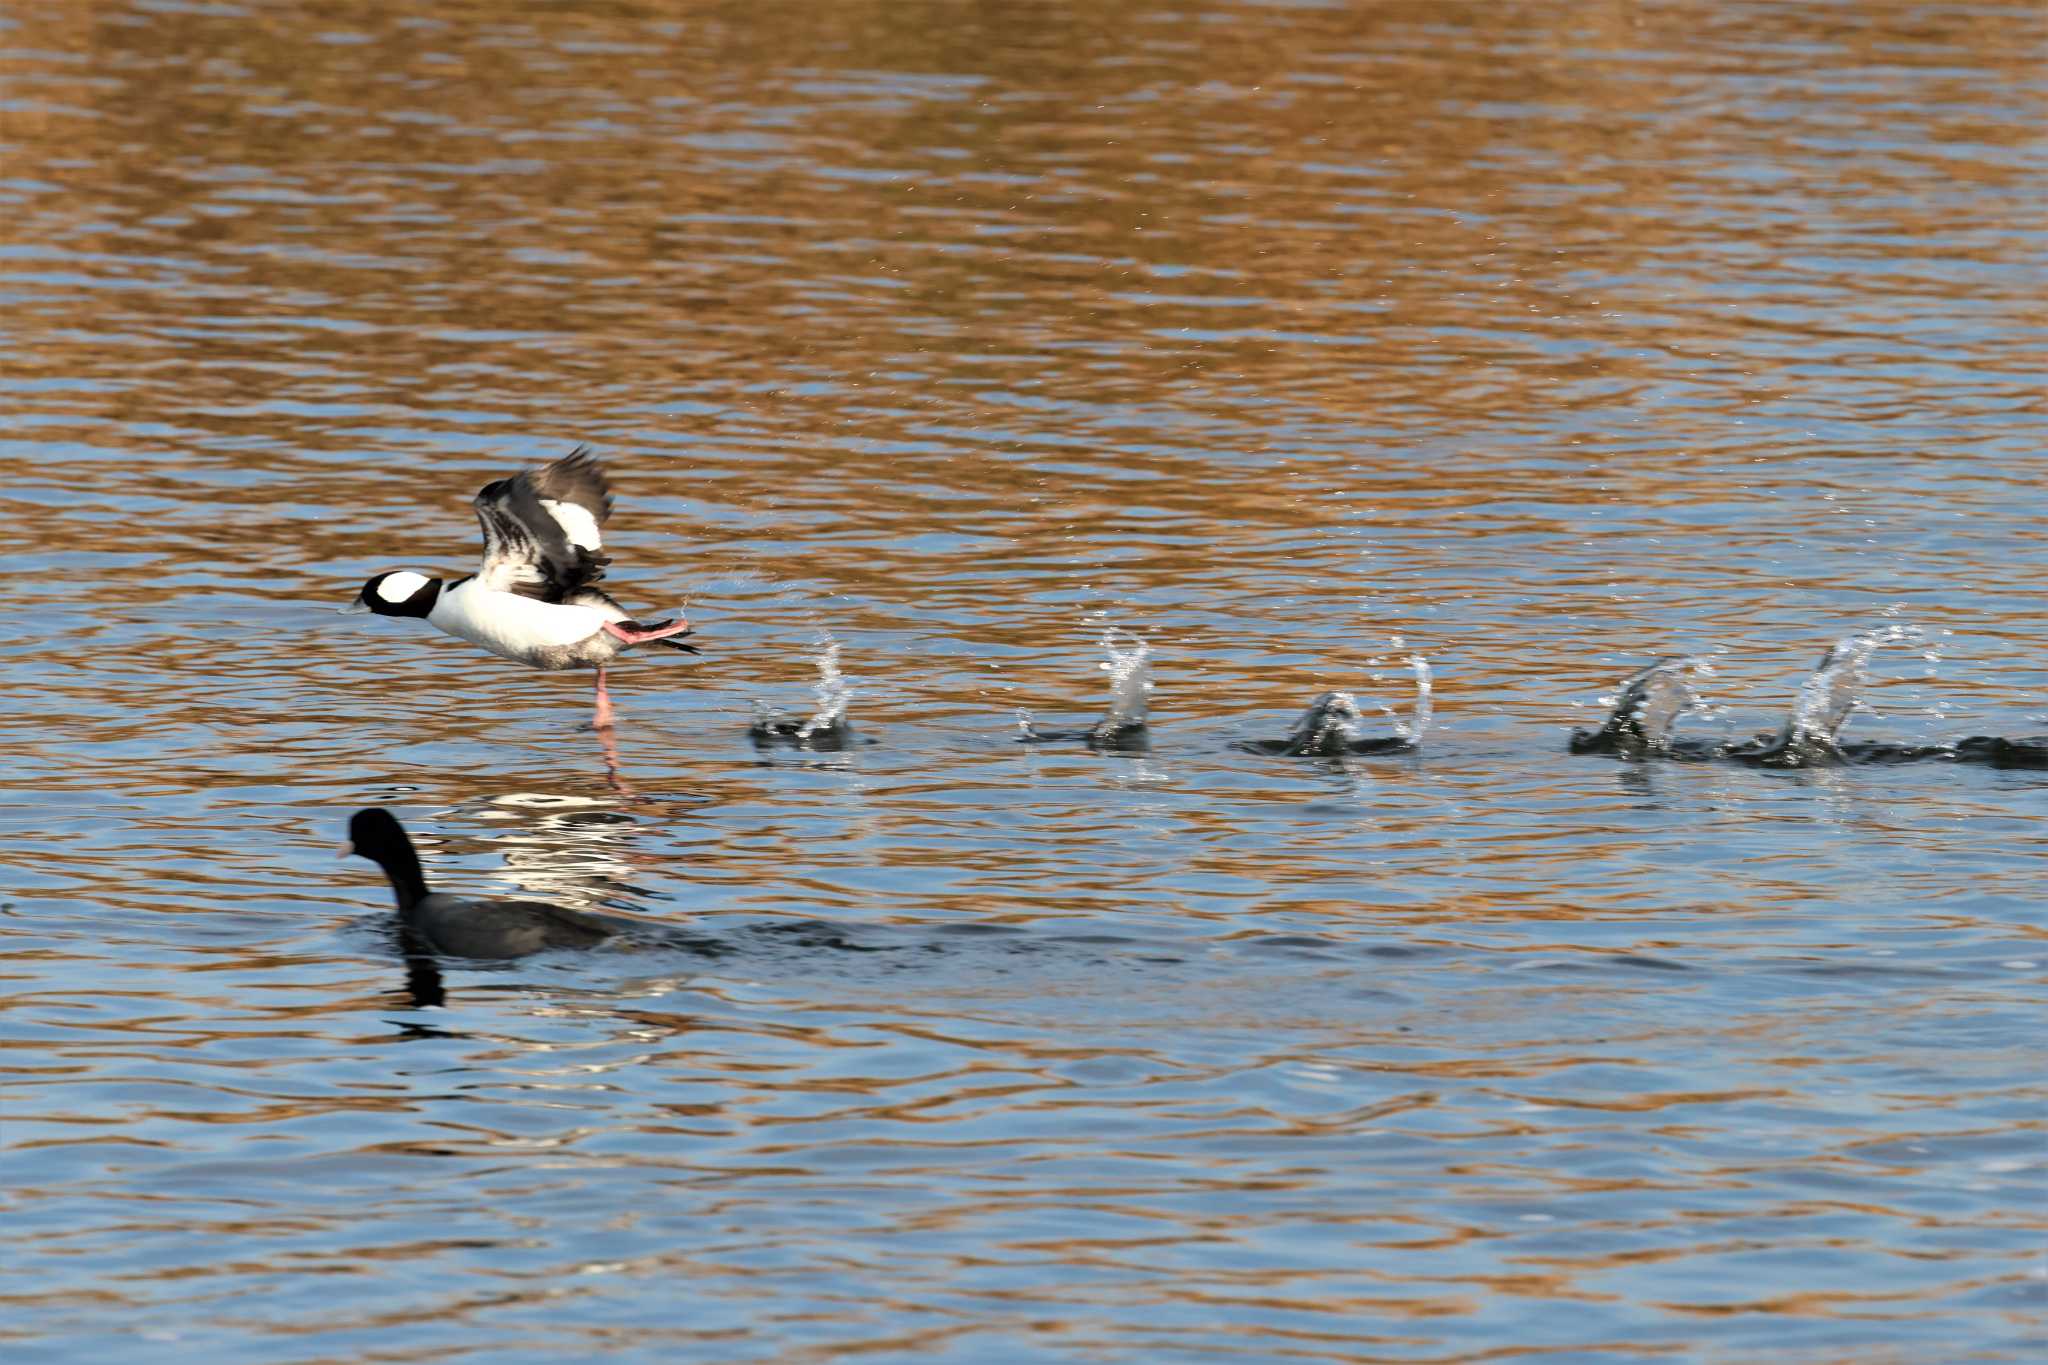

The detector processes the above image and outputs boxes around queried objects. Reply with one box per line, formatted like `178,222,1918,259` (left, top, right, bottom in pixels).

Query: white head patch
540,498,603,551
377,570,432,603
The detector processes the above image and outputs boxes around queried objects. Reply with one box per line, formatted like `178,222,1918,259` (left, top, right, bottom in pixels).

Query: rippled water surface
4,1,2046,1360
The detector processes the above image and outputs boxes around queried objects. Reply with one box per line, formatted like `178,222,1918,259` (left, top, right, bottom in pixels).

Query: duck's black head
344,807,429,910
347,570,442,618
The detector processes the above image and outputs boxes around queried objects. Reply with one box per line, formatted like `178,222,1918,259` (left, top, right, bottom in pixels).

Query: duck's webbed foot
603,618,693,646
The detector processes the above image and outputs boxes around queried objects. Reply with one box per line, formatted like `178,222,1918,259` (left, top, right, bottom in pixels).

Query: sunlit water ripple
2,1,2045,1361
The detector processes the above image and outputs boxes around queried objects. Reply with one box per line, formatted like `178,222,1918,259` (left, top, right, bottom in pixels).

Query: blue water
2,1,2045,1360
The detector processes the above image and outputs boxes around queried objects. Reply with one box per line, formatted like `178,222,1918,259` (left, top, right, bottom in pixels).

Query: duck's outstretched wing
472,446,615,601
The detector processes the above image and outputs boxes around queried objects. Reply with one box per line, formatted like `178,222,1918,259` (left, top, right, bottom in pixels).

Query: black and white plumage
344,807,622,960
473,447,613,605
347,446,695,728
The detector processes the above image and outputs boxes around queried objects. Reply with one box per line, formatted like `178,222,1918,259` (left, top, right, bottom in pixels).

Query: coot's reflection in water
398,940,447,1011
3,0,2045,1361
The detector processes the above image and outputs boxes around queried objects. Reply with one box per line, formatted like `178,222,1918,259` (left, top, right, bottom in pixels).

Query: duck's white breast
429,580,608,664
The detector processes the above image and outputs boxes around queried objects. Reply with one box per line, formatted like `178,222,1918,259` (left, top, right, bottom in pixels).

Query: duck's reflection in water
457,793,655,909
593,722,636,799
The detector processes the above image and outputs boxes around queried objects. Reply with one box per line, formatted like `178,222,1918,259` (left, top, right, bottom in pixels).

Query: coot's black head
345,807,429,910
345,807,409,861
347,570,441,618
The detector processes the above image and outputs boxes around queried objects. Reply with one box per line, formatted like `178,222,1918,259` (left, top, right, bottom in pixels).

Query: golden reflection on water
3,0,2047,1359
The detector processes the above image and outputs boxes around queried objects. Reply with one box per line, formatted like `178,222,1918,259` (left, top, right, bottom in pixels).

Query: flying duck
346,446,695,729
344,806,624,959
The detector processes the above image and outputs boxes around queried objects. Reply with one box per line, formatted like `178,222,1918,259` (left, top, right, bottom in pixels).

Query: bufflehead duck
344,807,623,959
346,446,696,730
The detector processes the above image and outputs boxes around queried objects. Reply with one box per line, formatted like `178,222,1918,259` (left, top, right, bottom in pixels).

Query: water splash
750,637,859,750
1098,629,1151,727
1088,629,1152,748
1397,654,1433,744
797,640,850,741
1361,642,1434,746
1569,655,1718,757
1778,623,1922,758
1286,691,1370,754
1011,633,1152,750
1625,656,1710,750
1568,629,2047,769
